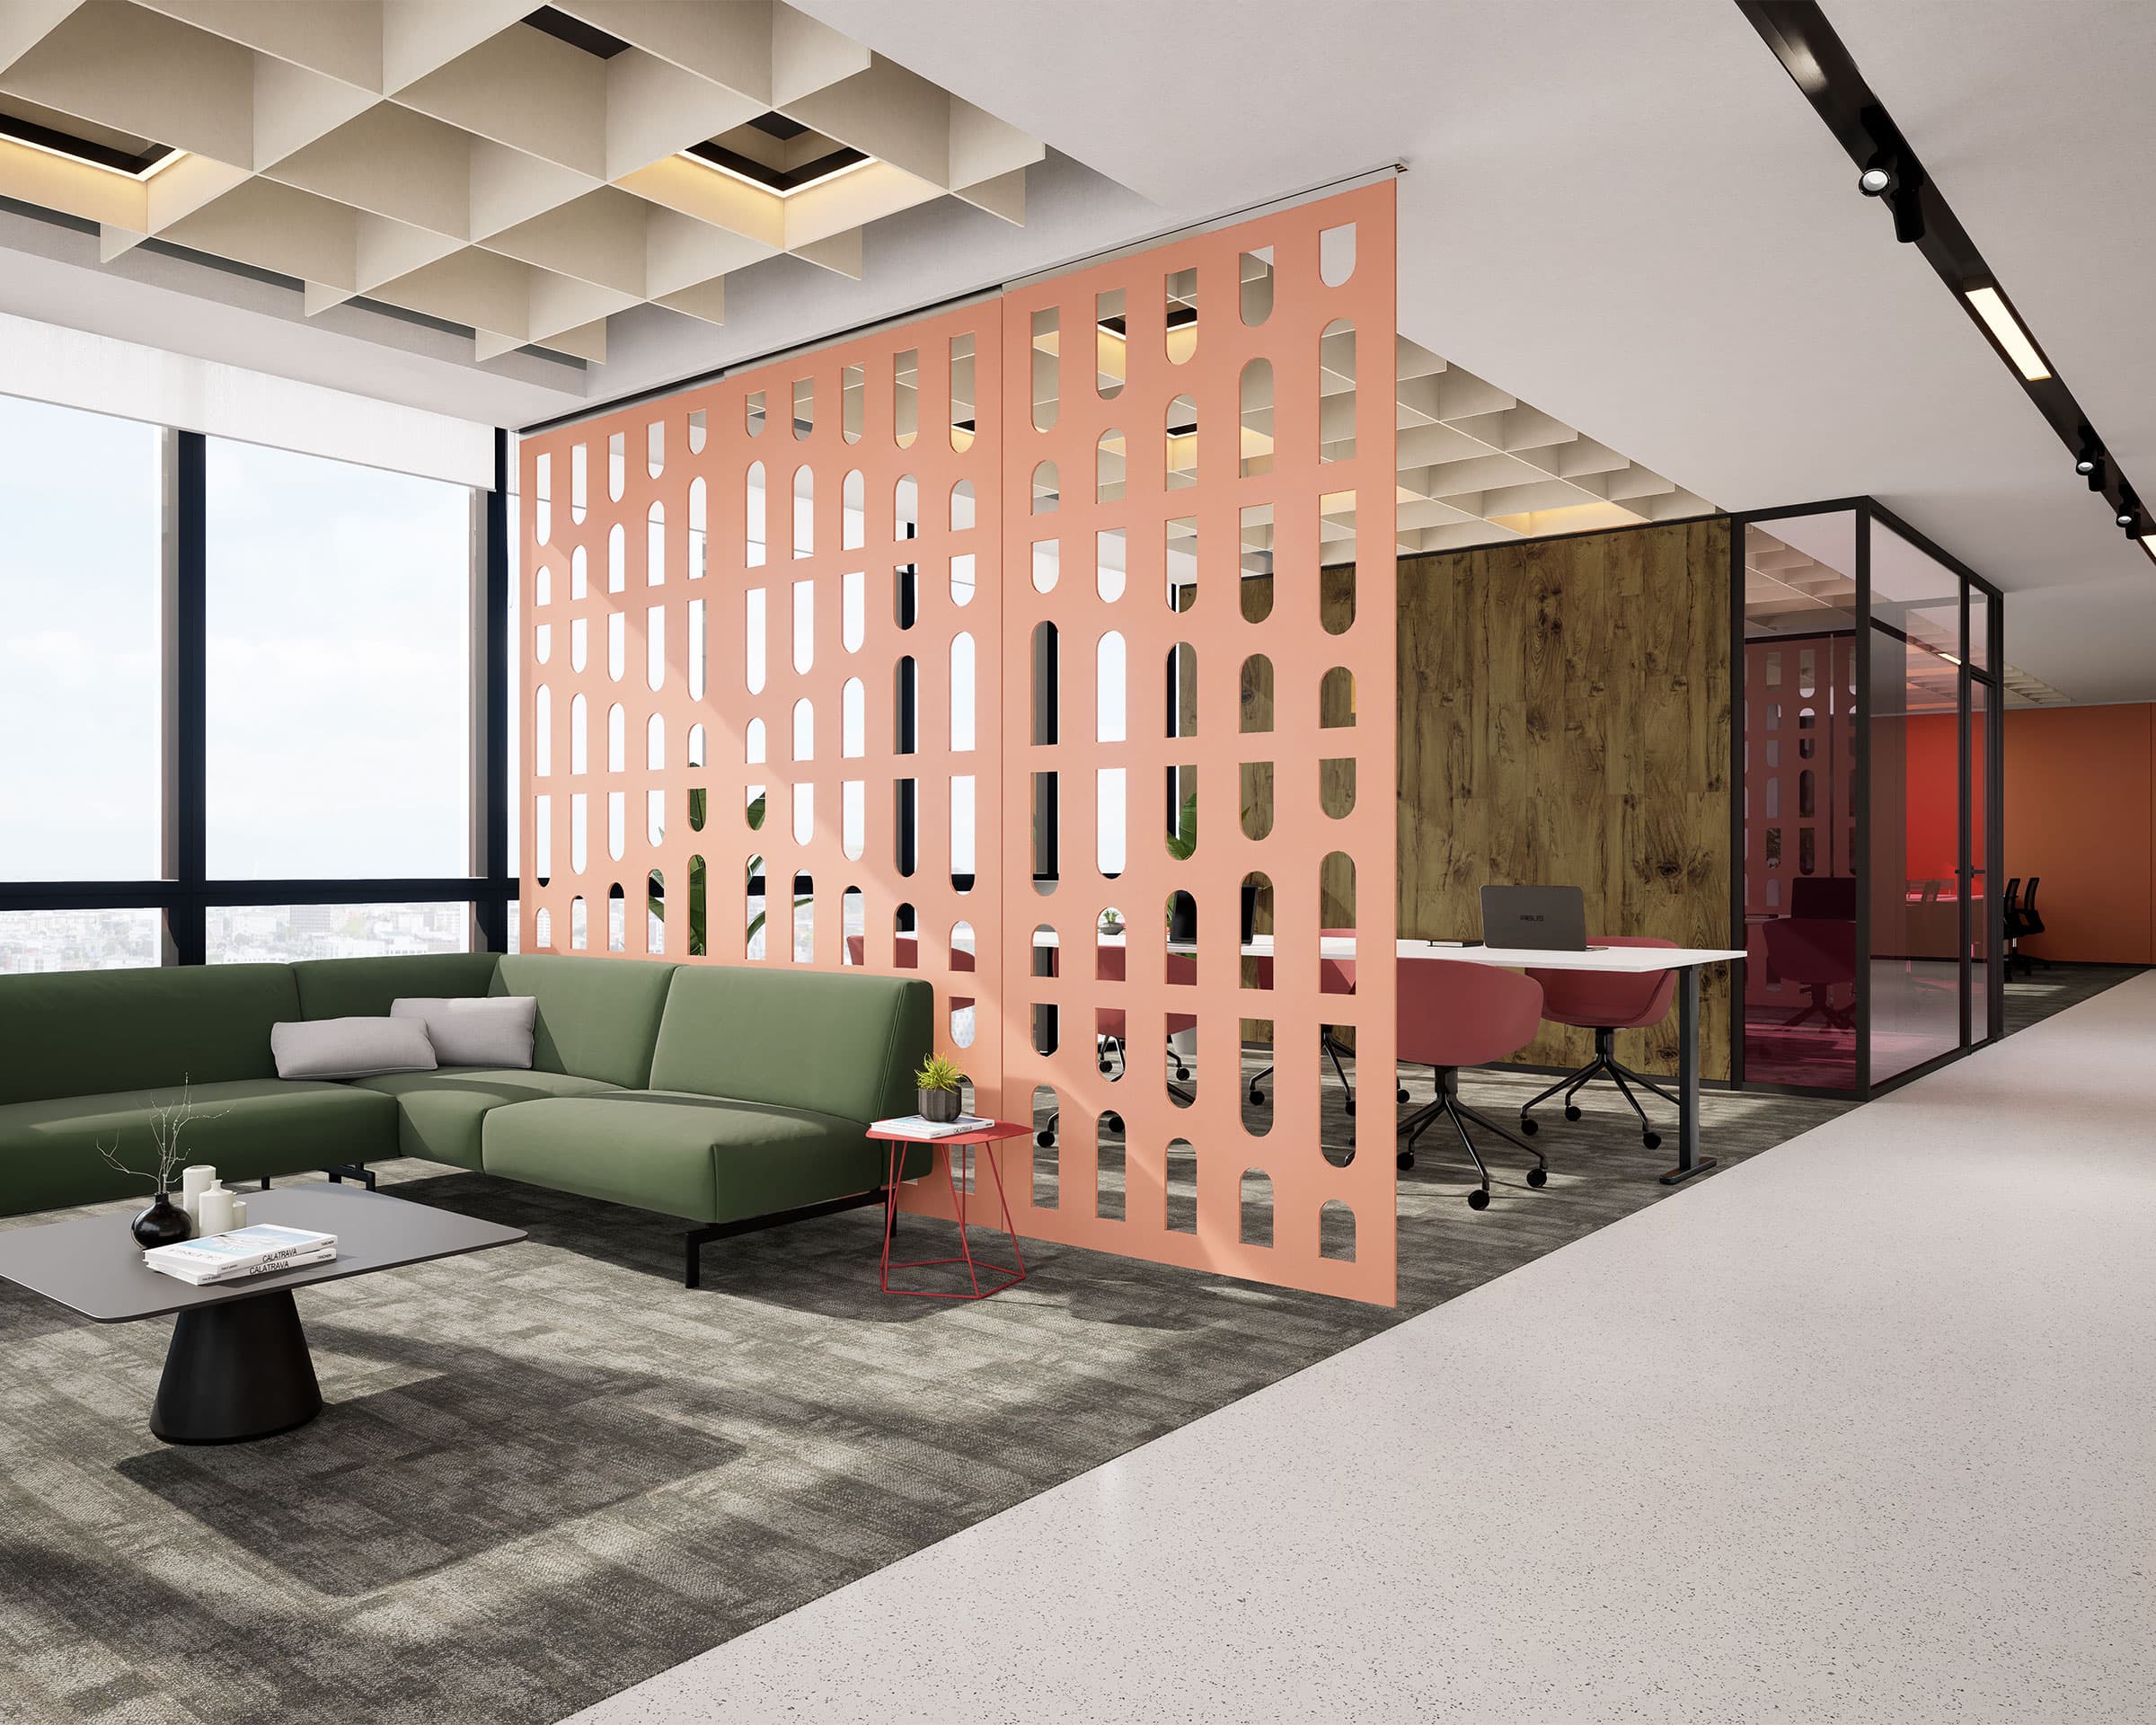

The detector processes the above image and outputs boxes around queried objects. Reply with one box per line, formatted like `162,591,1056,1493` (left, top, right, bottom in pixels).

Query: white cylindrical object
196,1185,235,1236
181,1164,216,1219
229,1198,248,1230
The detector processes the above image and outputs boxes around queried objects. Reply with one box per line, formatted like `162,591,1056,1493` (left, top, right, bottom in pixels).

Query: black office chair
2016,875,2049,973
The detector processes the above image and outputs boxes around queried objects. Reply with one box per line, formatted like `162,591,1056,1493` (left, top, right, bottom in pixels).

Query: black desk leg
1658,965,1718,1186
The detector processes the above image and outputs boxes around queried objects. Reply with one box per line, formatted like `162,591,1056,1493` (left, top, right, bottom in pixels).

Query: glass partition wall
1736,501,2002,1095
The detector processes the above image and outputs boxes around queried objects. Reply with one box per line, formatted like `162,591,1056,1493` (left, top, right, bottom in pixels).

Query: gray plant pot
918,1086,960,1123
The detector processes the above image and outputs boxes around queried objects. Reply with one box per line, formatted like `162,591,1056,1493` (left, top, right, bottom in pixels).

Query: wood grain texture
1395,519,1735,1080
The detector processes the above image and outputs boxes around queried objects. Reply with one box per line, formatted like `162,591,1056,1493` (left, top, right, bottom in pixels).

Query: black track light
1858,153,1895,198
2075,442,2107,491
2118,503,2141,534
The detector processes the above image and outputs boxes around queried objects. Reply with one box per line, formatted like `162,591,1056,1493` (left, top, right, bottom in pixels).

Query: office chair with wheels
1035,942,1193,1148
1763,916,1858,1030
1243,930,1360,1113
1515,936,1680,1149
2017,876,2049,973
1396,959,1547,1209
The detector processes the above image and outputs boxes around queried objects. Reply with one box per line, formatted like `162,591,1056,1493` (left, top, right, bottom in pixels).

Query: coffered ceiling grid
0,0,1045,363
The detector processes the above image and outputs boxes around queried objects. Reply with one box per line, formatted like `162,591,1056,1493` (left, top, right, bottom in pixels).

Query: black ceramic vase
918,1087,960,1124
132,1190,193,1249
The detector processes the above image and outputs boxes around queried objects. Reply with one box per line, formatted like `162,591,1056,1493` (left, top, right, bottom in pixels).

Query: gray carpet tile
0,965,2125,1725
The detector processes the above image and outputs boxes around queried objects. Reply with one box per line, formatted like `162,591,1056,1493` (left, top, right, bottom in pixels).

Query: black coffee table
0,1182,524,1445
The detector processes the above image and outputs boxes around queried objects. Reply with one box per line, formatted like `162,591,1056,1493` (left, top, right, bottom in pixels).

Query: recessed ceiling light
0,112,185,181
677,141,872,197
1963,283,2051,382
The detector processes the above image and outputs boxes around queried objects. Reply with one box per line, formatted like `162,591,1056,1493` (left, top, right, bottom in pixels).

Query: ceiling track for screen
1739,0,2154,568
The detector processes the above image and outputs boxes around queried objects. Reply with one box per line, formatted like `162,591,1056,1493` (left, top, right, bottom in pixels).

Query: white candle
229,1198,248,1230
196,1184,235,1236
181,1164,216,1220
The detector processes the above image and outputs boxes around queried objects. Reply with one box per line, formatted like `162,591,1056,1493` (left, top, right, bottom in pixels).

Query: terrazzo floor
565,971,2156,1724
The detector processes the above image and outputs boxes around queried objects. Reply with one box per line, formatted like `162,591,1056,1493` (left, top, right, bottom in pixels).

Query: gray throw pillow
391,996,537,1069
271,1017,438,1082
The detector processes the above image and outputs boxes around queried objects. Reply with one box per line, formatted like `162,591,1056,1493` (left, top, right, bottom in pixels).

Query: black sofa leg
685,1225,720,1289
324,1164,376,1190
260,1176,272,1190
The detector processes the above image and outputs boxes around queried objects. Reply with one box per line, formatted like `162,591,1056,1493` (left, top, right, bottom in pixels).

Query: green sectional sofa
0,954,934,1286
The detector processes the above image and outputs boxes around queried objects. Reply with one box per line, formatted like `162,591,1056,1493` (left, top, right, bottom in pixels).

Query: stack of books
872,1113,994,1139
144,1223,338,1287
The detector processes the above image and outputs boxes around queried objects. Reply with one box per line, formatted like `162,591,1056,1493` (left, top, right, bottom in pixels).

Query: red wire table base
872,1123,1030,1301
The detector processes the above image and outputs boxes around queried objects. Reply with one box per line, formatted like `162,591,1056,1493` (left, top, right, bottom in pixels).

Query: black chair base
1397,1067,1546,1209
1247,1031,1357,1112
1519,1028,1675,1149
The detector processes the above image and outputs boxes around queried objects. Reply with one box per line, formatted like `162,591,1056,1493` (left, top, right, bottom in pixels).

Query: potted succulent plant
915,1053,965,1124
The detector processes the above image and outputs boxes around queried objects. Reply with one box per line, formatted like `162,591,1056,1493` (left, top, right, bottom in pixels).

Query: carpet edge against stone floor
0,964,2131,1725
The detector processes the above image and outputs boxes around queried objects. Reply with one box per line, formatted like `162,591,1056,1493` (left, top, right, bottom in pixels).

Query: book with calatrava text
143,1223,338,1283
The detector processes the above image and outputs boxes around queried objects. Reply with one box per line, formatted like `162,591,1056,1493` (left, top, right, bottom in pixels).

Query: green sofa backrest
493,954,676,1088
293,953,502,1020
0,963,301,1105
647,966,932,1123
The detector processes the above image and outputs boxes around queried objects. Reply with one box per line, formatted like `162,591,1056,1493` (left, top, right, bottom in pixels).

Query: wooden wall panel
1396,518,1734,1080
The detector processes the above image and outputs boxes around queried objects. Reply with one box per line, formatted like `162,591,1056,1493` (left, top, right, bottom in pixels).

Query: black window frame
0,424,514,964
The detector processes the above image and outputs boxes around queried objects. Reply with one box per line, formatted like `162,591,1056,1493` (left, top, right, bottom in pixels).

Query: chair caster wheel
1099,1059,1113,1074
1643,1130,1661,1150
1396,1087,1410,1104
1396,1149,1415,1171
1564,1104,1582,1121
1175,1065,1190,1081
1036,1129,1055,1148
1519,1115,1539,1137
1525,1165,1548,1188
1249,1087,1267,1106
1467,1188,1490,1211
1344,1098,1356,1117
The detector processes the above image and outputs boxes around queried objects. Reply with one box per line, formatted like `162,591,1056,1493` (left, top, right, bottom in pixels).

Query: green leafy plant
649,789,804,958
915,1052,964,1093
1165,790,1197,862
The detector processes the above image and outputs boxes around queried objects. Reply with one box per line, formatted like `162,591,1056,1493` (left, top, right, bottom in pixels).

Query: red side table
869,1120,1030,1300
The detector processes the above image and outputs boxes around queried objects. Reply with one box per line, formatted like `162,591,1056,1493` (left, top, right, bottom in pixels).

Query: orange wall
2002,704,2154,964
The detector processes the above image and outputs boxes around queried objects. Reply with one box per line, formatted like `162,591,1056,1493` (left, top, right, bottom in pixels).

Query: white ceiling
2,0,2148,702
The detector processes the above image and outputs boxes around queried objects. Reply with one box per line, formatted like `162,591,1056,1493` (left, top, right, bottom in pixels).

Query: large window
0,394,510,974
208,440,472,879
0,395,163,886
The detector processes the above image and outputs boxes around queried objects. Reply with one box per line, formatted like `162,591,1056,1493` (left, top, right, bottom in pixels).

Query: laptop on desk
1480,885,1595,951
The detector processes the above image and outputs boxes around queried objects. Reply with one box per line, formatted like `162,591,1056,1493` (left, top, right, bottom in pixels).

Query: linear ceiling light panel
1963,284,2051,382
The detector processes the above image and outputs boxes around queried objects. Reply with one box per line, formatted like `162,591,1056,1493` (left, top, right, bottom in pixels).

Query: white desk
1038,930,1745,1184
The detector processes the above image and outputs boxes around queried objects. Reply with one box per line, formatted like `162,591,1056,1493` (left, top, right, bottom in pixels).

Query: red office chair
1763,916,1856,1030
1396,959,1548,1210
1517,935,1677,1150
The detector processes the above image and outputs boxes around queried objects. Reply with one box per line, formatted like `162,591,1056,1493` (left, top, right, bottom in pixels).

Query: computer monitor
1480,885,1588,951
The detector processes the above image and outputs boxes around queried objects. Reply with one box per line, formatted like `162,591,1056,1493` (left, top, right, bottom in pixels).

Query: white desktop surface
1034,930,1744,970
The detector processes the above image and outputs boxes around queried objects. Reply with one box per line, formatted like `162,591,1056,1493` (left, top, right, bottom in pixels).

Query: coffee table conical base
152,1287,323,1445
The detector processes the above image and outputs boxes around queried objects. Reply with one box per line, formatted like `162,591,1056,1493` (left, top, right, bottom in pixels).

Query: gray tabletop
0,1182,526,1323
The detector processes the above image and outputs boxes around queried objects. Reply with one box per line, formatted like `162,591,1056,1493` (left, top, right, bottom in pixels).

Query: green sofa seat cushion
345,1068,622,1170
293,953,501,1020
0,963,301,1106
482,1091,925,1225
646,967,933,1122
491,955,676,1089
0,1078,396,1218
